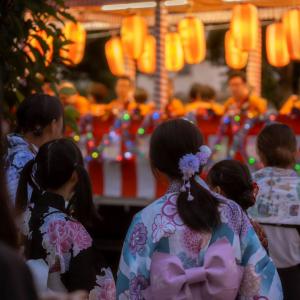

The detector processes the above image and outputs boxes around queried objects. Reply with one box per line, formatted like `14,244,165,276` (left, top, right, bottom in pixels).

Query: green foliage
0,0,74,116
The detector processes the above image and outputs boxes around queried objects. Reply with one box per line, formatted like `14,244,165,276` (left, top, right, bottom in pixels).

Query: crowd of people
1,73,300,299
51,71,300,120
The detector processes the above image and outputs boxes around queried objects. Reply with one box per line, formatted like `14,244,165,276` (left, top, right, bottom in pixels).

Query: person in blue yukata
4,93,64,205
117,119,282,300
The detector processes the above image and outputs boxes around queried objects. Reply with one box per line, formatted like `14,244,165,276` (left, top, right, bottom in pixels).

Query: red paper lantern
121,15,148,59
225,30,248,69
178,16,206,64
283,9,300,60
138,35,156,74
230,3,259,51
266,23,290,67
105,37,126,76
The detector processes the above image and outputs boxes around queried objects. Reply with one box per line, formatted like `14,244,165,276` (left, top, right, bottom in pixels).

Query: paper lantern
178,16,206,64
283,9,300,60
137,35,156,74
61,21,86,66
266,23,290,67
230,4,259,51
165,32,184,72
105,37,126,76
27,30,53,66
121,15,147,59
225,30,248,70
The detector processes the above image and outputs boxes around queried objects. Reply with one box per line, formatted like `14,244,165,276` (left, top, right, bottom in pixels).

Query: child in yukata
117,119,282,300
4,94,64,205
16,139,115,300
207,160,268,251
249,123,300,300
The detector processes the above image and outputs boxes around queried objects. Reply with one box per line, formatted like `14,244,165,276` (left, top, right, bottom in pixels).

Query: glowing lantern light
266,23,290,67
137,35,156,74
178,16,206,64
283,9,300,60
105,37,126,76
225,30,248,70
230,3,259,51
121,15,148,59
165,32,184,72
27,30,53,66
61,21,86,66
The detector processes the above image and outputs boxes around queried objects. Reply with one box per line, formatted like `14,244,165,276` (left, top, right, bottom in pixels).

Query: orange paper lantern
61,21,86,66
165,32,184,72
266,23,290,67
178,16,206,64
105,37,126,76
121,15,148,59
283,9,300,60
27,30,53,66
230,4,259,51
137,35,156,74
225,30,248,70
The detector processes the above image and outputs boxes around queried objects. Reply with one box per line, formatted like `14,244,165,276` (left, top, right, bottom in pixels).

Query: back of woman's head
16,93,63,136
257,123,297,168
16,139,99,230
207,160,255,210
150,119,220,232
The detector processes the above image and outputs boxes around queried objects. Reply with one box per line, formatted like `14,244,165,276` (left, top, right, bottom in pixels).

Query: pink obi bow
143,238,244,300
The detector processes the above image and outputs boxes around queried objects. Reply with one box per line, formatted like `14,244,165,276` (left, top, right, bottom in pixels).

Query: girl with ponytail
16,139,115,299
117,118,282,300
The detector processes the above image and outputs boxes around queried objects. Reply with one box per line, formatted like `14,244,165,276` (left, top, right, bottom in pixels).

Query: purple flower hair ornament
178,145,212,201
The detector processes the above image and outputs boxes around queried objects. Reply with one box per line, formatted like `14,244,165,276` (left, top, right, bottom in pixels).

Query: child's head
17,139,99,229
257,123,297,169
207,160,256,210
16,93,64,143
150,119,220,232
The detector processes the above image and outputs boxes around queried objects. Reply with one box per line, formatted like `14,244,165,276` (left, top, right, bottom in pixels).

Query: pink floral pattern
182,227,211,256
152,214,176,243
89,268,116,300
162,193,183,226
239,265,261,297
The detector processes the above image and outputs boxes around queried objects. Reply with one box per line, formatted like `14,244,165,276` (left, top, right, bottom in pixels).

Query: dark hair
135,87,148,104
189,83,203,100
16,139,100,231
257,123,297,168
16,93,64,136
207,160,255,210
228,71,247,83
117,75,132,85
200,85,216,101
0,123,19,249
150,119,220,232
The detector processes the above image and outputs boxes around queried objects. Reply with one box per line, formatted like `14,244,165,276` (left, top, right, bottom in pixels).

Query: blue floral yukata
4,134,37,204
117,179,283,300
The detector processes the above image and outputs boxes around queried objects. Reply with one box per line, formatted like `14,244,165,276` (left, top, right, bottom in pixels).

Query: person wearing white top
249,123,300,300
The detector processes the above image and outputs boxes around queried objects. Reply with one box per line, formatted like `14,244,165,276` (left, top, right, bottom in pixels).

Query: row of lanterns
27,21,86,66
105,14,206,75
226,4,300,69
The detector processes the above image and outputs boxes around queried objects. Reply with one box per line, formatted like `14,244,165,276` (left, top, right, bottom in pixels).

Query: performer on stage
280,94,300,115
224,72,267,117
186,84,224,116
165,79,185,117
108,76,137,114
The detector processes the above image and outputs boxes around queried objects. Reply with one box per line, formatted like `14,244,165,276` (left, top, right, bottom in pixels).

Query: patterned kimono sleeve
6,151,34,204
42,218,116,300
117,212,154,300
238,211,283,300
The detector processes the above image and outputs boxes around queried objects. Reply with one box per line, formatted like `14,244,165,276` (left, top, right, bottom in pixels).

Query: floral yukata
117,180,282,300
4,134,37,204
22,191,116,300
